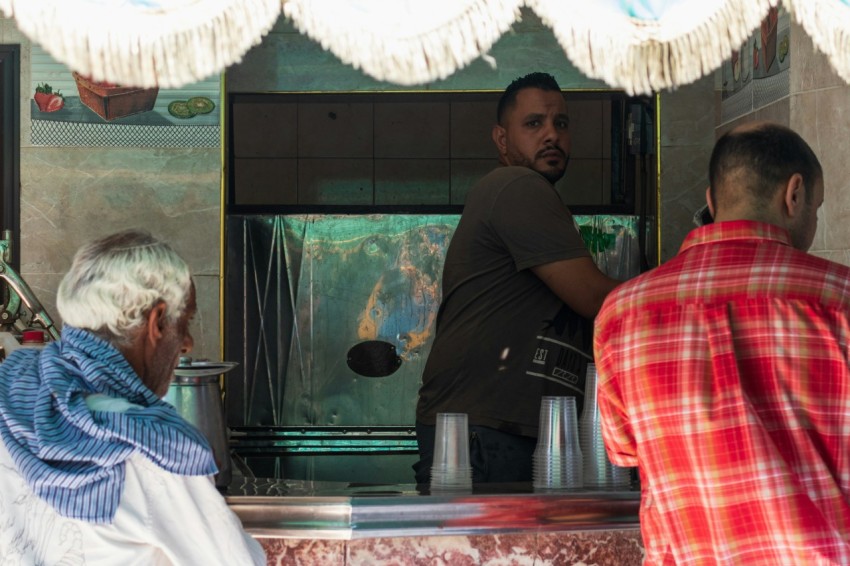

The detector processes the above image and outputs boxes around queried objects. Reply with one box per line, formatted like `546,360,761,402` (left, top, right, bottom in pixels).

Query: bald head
708,121,822,219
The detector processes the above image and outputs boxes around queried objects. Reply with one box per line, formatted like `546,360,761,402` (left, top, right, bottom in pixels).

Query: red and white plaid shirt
594,220,850,565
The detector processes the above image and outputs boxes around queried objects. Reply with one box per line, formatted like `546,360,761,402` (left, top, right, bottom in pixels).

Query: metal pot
164,361,238,490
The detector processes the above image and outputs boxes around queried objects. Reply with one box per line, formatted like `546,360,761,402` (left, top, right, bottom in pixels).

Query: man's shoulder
743,235,850,291
466,166,556,210
598,264,665,316
599,242,850,323
487,165,548,187
124,453,218,501
788,248,850,297
794,247,850,274
471,166,547,193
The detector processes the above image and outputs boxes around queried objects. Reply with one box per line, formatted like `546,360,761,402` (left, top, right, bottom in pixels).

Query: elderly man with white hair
0,229,265,565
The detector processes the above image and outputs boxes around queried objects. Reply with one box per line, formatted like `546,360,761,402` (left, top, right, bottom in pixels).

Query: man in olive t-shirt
414,72,619,484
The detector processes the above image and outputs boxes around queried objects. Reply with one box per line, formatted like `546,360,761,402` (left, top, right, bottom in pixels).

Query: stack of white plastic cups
430,412,473,492
532,396,583,490
579,363,631,489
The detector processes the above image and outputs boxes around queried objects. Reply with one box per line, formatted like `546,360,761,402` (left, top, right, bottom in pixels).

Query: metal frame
0,45,20,270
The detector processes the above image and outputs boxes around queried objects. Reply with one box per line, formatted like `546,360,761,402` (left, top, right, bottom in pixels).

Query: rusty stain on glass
231,214,642,429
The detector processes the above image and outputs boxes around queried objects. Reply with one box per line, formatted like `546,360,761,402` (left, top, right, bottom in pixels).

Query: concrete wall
2,17,221,359
712,23,850,267
789,29,850,265
659,76,716,261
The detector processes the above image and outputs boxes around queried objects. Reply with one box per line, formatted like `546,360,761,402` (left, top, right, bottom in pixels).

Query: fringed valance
785,0,850,84
530,0,778,95
0,0,281,88
281,0,523,86
3,0,850,93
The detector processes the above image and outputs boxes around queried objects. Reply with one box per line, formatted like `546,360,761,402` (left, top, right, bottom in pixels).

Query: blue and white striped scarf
0,326,216,523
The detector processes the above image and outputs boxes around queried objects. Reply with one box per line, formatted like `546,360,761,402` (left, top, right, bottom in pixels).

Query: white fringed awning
281,0,523,86
785,0,850,84
4,0,850,93
280,0,779,94
530,0,778,95
0,0,281,88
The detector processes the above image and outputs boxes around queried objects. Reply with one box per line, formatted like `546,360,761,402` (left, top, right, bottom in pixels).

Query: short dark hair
496,72,562,125
708,123,822,209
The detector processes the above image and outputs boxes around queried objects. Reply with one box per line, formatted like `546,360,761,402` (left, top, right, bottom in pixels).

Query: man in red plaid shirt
594,122,850,565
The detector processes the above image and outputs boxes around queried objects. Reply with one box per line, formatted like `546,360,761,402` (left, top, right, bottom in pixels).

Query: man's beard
536,153,569,184
505,146,570,184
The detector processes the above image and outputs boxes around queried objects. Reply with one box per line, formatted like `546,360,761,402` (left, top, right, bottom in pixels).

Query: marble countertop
224,478,641,539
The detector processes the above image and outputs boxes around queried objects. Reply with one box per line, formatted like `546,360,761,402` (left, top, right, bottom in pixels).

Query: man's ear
783,173,806,218
705,186,715,218
492,124,507,160
144,301,168,347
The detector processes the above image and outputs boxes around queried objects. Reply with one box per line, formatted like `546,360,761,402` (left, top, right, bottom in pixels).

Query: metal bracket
0,231,59,340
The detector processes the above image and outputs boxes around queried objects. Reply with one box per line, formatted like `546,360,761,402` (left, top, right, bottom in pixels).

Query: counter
225,479,644,565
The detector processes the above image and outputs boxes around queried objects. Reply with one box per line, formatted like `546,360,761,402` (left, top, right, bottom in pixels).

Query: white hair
56,229,192,345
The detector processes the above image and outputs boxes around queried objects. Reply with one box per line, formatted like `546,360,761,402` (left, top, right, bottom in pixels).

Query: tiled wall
659,75,716,261
713,24,850,268
658,22,850,264
2,17,222,360
19,147,222,359
231,93,613,207
788,28,850,265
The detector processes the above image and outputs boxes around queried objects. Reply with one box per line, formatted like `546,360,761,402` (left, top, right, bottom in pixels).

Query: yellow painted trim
655,93,662,267
219,72,227,362
236,88,629,95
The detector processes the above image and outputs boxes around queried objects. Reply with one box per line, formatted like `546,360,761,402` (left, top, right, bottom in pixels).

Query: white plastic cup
432,412,470,469
533,396,583,489
580,364,631,489
430,412,472,490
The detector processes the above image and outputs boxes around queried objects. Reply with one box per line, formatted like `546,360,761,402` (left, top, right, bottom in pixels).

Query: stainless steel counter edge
226,490,641,540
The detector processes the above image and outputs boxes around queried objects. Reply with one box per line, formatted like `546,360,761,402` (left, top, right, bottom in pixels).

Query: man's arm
531,257,619,319
594,320,638,466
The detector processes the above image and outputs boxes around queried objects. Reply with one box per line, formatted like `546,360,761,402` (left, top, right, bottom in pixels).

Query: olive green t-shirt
416,166,593,437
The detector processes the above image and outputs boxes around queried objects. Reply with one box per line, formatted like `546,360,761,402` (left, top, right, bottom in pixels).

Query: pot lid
174,358,239,378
